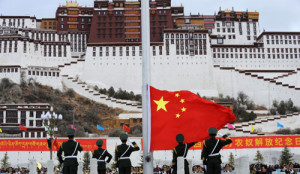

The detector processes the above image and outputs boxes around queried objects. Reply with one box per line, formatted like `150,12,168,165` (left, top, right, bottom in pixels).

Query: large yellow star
176,113,180,118
181,107,186,112
153,97,169,112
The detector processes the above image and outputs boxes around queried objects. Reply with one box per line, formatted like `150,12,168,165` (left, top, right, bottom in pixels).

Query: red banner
1,136,300,151
191,136,300,150
0,139,107,151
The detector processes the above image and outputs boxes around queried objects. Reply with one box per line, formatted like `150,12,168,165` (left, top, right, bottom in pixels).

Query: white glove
217,133,224,137
128,139,133,143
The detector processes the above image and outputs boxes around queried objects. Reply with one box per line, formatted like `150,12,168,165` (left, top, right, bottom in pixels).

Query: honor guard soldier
114,134,140,174
201,127,232,174
57,128,83,174
172,134,197,174
92,139,112,174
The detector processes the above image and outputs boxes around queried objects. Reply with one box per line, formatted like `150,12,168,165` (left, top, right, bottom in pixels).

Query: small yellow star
180,99,185,103
175,93,180,98
153,97,169,112
181,107,186,112
176,113,180,118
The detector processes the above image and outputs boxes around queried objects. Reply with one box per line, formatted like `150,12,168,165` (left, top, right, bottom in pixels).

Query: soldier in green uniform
57,128,83,174
171,134,197,174
114,134,140,174
92,139,112,174
201,127,232,174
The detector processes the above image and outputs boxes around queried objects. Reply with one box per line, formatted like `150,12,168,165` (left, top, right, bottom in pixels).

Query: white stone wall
0,17,37,29
214,67,300,108
82,33,218,97
0,67,21,83
0,39,73,68
1,137,300,168
211,20,259,45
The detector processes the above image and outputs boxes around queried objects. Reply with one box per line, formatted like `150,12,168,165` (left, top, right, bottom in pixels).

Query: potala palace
0,0,300,112
2,0,300,167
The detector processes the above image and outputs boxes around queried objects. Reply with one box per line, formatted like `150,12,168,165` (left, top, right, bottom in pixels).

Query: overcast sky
0,0,299,32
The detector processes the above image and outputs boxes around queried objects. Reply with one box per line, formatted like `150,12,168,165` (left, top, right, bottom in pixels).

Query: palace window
119,47,123,56
49,45,52,57
132,47,135,56
126,47,129,56
53,45,56,57
139,46,142,56
58,45,62,57
106,47,109,56
23,41,27,53
113,47,116,56
44,45,47,57
14,41,18,52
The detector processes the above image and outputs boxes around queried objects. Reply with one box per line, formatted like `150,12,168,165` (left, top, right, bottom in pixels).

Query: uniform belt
208,153,220,157
97,160,105,162
65,156,77,158
119,157,130,160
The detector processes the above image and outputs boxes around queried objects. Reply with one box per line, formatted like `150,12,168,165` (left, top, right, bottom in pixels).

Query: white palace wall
1,137,300,168
214,67,300,108
82,39,218,96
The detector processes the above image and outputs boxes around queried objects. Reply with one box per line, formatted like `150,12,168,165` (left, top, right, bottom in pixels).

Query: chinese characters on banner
0,136,300,151
0,139,107,151
191,136,300,150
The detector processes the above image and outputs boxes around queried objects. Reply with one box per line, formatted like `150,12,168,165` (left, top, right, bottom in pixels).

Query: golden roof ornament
65,0,81,7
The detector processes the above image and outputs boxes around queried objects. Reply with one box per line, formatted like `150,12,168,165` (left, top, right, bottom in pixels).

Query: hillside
0,78,122,137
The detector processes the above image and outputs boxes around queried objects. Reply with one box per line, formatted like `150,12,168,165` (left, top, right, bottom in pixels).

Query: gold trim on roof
64,0,81,7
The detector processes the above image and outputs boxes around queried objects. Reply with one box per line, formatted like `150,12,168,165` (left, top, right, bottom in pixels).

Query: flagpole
141,0,153,173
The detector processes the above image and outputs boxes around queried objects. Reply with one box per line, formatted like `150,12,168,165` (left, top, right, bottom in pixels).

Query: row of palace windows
266,35,300,40
166,39,207,45
214,47,300,54
0,40,18,53
213,53,300,59
28,71,60,77
93,46,143,57
43,45,67,57
0,68,19,73
165,33,207,39
266,39,300,45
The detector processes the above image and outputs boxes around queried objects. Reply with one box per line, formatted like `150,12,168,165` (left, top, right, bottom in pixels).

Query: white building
0,9,299,109
0,16,38,29
0,103,50,138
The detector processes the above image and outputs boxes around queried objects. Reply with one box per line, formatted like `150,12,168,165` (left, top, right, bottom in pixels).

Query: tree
108,128,124,137
279,146,293,166
237,92,249,106
1,152,10,169
131,124,142,137
83,151,91,170
228,152,235,166
108,86,115,97
254,150,264,164
277,101,286,115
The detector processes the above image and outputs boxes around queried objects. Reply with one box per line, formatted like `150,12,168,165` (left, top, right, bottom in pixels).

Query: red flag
150,86,236,151
123,124,131,132
20,125,27,132
53,137,59,150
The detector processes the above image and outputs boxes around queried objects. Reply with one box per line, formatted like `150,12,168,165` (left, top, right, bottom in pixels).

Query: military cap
67,128,75,136
96,139,103,146
176,134,184,143
120,133,128,141
208,127,218,134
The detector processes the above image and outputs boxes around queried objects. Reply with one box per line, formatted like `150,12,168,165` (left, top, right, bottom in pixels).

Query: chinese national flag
150,86,236,151
123,124,131,132
20,125,27,132
53,137,59,150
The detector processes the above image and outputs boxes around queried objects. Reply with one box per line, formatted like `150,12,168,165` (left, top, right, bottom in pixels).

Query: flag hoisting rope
141,0,153,173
